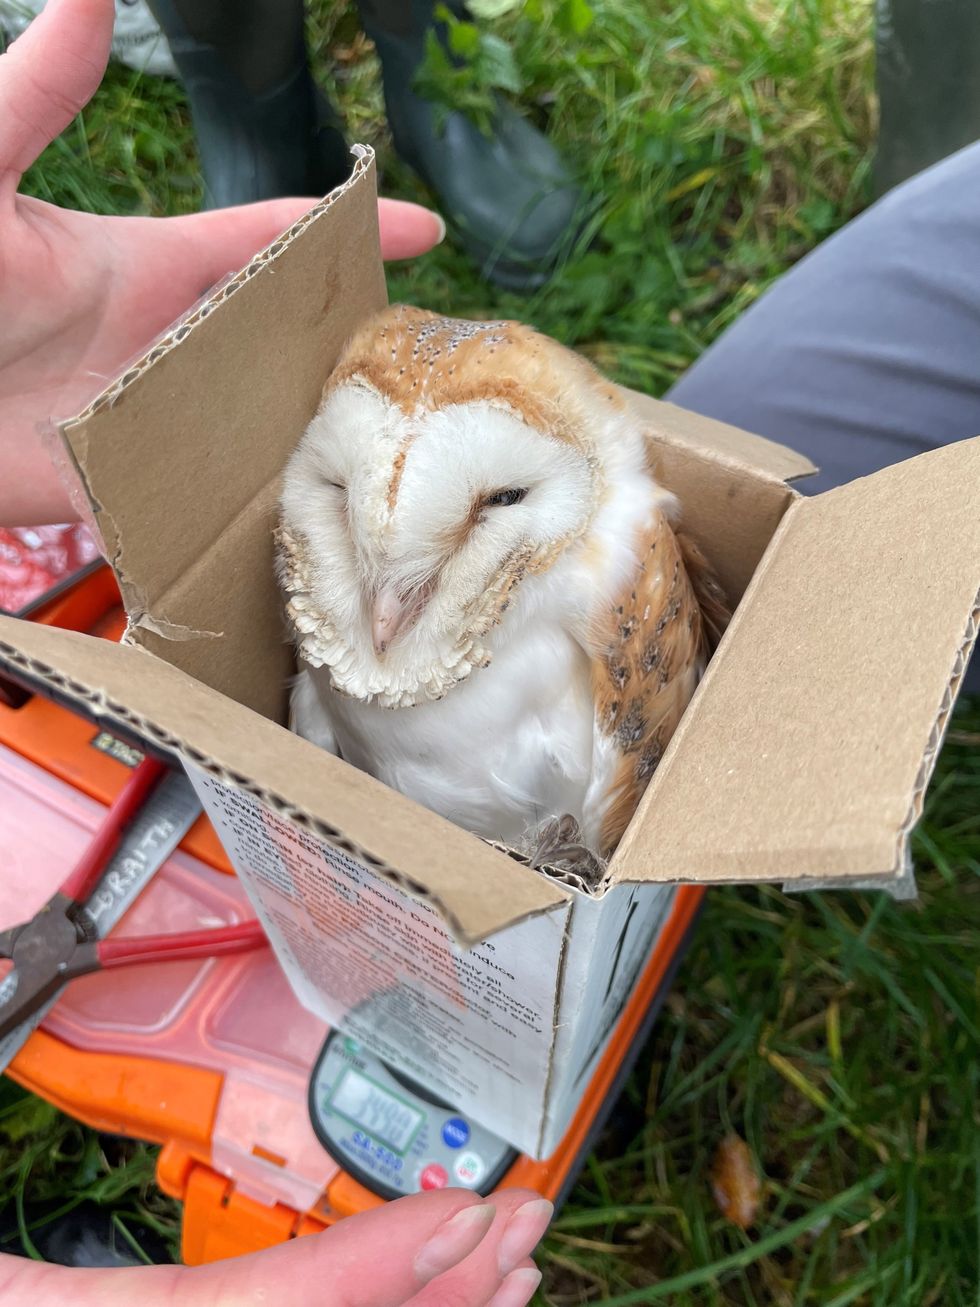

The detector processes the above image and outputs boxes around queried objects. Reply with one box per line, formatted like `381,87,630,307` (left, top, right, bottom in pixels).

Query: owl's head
278,307,648,707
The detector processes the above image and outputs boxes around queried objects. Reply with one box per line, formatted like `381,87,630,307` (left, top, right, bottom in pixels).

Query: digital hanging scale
309,1031,519,1199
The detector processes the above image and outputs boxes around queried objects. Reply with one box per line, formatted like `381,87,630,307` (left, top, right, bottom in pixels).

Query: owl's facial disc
279,384,598,707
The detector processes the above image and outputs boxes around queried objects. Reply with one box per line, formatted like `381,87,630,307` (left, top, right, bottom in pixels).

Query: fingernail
432,212,447,244
414,1202,496,1281
497,1198,553,1276
488,1267,543,1307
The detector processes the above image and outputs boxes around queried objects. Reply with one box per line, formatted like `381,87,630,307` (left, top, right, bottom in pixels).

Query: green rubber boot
874,0,980,196
359,0,585,290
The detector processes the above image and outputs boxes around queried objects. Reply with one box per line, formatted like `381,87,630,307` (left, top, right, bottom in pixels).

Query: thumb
0,0,113,187
195,1191,508,1307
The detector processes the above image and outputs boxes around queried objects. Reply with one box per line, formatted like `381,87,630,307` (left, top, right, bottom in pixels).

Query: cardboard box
1,150,978,1157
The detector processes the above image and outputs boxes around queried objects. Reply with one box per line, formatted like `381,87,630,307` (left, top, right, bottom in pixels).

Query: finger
193,1189,518,1307
0,1200,544,1307
164,194,445,292
377,198,446,260
408,1194,552,1307
0,0,113,184
161,197,323,291
486,1261,542,1307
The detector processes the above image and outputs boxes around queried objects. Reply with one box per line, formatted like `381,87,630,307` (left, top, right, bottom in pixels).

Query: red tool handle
96,919,267,968
61,755,169,904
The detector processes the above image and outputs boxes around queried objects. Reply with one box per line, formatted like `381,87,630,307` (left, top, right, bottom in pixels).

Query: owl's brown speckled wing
590,512,729,857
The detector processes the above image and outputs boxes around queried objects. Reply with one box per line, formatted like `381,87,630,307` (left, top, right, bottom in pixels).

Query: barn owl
278,306,728,875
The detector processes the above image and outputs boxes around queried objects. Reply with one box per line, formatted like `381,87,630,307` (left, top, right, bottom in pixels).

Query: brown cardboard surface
133,478,290,723
60,147,386,717
612,436,980,888
626,392,817,485
0,616,568,942
626,393,803,607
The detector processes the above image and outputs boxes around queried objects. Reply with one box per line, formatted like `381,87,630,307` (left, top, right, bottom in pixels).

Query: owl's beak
371,584,429,656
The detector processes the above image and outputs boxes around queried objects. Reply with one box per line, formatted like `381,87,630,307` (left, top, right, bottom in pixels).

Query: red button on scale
420,1164,449,1191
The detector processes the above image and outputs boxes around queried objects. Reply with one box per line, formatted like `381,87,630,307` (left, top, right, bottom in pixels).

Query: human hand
0,1187,551,1307
0,0,444,526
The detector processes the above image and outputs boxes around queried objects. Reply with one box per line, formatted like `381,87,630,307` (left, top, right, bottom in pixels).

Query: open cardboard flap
56,148,388,725
611,436,980,894
0,615,567,942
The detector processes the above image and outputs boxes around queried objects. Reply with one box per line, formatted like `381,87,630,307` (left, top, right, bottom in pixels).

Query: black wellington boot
358,0,585,290
147,0,352,208
874,0,980,196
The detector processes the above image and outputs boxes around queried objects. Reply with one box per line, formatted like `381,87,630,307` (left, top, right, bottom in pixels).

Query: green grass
4,0,979,1300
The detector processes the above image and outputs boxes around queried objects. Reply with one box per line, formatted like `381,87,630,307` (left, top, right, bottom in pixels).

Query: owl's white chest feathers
295,614,594,847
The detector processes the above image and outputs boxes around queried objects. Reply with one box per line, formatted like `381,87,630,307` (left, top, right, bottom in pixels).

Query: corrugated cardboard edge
0,631,570,948
57,146,377,626
784,588,979,898
535,917,575,1157
67,147,374,425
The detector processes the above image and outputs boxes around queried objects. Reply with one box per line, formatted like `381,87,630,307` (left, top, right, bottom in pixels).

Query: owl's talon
527,814,605,885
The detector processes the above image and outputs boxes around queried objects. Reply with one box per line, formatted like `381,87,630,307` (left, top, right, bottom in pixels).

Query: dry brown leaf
710,1132,762,1229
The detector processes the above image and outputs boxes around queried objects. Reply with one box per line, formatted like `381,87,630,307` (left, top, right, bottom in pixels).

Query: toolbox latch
176,1158,324,1264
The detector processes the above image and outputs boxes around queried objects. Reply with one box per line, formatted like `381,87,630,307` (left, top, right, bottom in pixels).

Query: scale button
453,1152,486,1186
441,1117,470,1149
420,1163,449,1191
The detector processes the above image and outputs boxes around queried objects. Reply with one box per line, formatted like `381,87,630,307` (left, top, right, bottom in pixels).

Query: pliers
0,755,267,1042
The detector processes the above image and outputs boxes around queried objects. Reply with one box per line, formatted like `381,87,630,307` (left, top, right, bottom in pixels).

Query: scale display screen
310,1034,521,1199
330,1069,424,1153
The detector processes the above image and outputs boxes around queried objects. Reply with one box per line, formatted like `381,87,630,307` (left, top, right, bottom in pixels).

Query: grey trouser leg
668,140,980,692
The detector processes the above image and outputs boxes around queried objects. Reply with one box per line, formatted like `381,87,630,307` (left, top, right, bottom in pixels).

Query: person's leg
670,140,980,493
146,0,351,208
668,139,980,689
